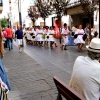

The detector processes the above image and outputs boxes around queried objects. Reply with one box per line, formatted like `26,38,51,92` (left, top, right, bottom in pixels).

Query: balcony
0,0,3,13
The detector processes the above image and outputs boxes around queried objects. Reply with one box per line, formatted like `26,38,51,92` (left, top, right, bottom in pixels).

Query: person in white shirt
61,23,69,50
69,38,100,100
74,25,85,52
49,26,56,49
36,26,44,47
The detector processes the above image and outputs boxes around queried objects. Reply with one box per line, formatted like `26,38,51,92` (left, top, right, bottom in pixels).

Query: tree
35,0,52,26
28,6,39,25
80,0,99,39
0,18,8,28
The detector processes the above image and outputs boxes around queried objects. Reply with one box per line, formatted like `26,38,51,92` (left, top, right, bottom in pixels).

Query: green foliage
0,18,8,28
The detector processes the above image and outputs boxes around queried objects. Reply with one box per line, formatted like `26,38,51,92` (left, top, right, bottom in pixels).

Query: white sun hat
86,38,100,53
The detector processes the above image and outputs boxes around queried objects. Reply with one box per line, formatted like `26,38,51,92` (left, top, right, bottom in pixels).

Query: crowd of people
23,23,98,52
0,23,99,100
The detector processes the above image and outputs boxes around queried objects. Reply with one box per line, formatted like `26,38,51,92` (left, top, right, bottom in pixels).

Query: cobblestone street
3,41,87,100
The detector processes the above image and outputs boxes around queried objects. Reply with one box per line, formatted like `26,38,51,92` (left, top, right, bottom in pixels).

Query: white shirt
61,28,69,34
69,56,100,100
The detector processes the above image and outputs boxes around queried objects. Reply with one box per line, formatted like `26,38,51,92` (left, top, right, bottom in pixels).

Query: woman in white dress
49,26,56,49
36,26,44,47
43,26,50,47
25,28,31,44
61,23,70,50
74,25,85,52
32,27,37,45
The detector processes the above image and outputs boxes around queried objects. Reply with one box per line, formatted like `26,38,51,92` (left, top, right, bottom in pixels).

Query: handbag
83,34,87,41
0,86,8,100
74,34,78,39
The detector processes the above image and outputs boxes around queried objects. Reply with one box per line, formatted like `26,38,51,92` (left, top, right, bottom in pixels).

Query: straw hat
86,38,100,53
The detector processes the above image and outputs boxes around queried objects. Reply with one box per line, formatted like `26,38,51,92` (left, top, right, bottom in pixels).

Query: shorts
17,39,22,45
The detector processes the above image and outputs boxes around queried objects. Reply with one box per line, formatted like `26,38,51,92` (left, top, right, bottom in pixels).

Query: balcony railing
0,0,3,6
67,0,80,8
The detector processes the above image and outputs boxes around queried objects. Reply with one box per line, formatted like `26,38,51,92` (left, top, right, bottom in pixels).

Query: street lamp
18,0,22,30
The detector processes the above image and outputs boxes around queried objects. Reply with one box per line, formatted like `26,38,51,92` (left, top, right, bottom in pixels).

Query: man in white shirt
69,38,100,100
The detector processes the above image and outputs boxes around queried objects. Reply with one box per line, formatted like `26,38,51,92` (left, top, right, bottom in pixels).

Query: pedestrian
0,26,11,91
15,26,23,53
69,38,100,100
84,23,90,44
74,25,85,52
6,25,13,51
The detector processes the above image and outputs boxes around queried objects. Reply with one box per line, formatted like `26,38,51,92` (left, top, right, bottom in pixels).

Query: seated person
69,38,100,100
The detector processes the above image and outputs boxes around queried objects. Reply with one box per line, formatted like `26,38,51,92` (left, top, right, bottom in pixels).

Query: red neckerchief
46,29,48,32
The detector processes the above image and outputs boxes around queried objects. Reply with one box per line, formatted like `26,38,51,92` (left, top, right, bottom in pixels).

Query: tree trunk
44,18,45,26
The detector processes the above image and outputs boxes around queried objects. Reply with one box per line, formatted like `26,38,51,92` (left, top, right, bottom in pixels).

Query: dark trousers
4,39,7,48
7,38,13,50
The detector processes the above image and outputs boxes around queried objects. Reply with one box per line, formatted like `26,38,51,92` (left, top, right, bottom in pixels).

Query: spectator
69,38,100,100
84,23,90,44
6,25,13,50
15,26,23,53
2,28,7,48
0,26,11,90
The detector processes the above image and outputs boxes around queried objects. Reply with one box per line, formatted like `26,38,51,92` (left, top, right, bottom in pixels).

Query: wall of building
94,9,99,34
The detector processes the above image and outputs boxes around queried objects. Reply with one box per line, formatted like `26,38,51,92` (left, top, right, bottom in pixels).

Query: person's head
50,26,53,30
94,31,98,37
79,25,82,29
86,23,89,28
17,26,20,30
86,38,100,61
64,23,67,27
8,25,10,28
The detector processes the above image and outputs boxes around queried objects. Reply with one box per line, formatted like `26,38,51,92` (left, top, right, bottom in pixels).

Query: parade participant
15,26,23,53
43,26,50,47
36,26,44,47
74,25,85,52
0,26,11,90
61,23,69,50
53,26,58,47
32,26,37,45
25,28,31,44
49,26,56,49
69,38,100,100
6,25,13,51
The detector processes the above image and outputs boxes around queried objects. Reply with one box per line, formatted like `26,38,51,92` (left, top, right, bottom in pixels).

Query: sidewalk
3,46,58,100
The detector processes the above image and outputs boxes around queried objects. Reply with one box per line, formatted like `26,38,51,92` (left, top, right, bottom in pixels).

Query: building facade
0,0,3,13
